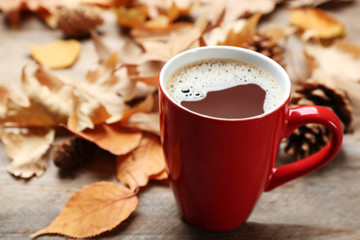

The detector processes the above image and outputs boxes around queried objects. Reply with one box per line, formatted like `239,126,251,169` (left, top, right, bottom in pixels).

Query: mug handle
265,106,343,191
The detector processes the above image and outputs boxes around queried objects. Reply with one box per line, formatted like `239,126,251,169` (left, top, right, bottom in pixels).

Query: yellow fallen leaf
290,8,346,40
31,181,138,239
29,39,81,69
1,127,55,178
66,122,143,156
116,133,166,190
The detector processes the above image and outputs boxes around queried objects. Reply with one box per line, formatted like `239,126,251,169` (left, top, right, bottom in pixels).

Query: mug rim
159,46,291,121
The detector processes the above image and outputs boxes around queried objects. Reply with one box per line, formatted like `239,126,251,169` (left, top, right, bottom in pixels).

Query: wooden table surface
1,2,360,240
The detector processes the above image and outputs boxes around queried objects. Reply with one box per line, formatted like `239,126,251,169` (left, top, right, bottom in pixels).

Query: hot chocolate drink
165,59,283,119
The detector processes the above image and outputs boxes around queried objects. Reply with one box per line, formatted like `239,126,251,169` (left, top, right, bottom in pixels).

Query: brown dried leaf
127,24,201,64
121,93,160,135
304,39,360,139
31,181,138,239
218,13,261,46
29,39,81,69
68,53,137,130
0,84,30,118
304,39,360,83
1,66,74,127
194,0,275,25
116,133,166,190
290,8,346,40
1,127,55,178
126,61,164,87
66,122,143,156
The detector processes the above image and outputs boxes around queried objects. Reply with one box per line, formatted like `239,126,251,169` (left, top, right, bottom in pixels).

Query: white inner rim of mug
159,46,291,121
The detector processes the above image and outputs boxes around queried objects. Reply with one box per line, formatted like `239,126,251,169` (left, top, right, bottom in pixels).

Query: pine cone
243,32,285,67
57,5,104,37
53,136,98,169
284,81,352,160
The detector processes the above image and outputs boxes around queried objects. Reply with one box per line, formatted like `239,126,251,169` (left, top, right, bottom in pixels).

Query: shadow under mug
159,46,343,231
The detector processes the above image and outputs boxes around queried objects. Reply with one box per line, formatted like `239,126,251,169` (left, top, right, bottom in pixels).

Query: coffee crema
165,59,283,118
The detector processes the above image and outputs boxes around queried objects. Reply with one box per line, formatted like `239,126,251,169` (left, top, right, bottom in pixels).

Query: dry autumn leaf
127,23,201,64
31,181,138,239
206,13,261,47
290,8,346,40
1,127,55,178
120,93,160,135
66,122,143,156
193,0,276,25
0,66,74,127
68,53,130,131
303,39,360,138
304,39,360,83
116,133,166,190
29,39,81,69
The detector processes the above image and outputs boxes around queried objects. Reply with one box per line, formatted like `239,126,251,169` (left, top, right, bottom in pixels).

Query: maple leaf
116,133,166,190
31,181,138,239
290,8,346,40
0,66,74,127
1,127,55,178
66,122,143,156
29,39,81,69
303,39,360,138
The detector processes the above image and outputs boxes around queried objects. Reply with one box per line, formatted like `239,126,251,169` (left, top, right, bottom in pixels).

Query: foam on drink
165,59,283,114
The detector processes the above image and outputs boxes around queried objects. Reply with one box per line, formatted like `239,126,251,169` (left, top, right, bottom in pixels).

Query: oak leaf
29,39,81,69
66,122,143,156
303,39,360,139
116,133,166,190
290,8,346,40
31,181,138,239
1,127,55,178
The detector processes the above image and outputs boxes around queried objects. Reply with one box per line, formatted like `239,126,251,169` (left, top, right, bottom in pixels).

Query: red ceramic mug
159,46,343,231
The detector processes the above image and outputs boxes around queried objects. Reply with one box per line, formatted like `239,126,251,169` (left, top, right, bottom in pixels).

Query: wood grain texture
1,2,360,239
